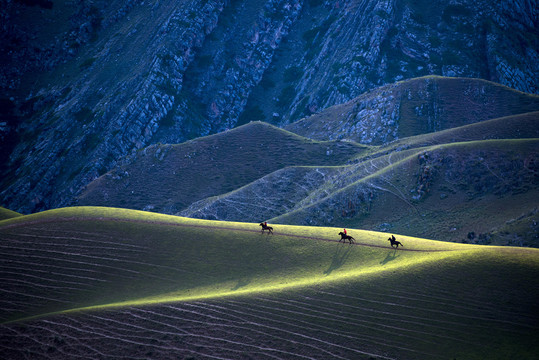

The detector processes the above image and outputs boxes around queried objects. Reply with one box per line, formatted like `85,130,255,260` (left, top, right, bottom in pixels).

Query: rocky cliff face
1,0,537,213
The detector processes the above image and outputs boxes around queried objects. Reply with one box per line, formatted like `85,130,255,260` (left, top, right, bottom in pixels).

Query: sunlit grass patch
1,206,485,321
1,206,538,359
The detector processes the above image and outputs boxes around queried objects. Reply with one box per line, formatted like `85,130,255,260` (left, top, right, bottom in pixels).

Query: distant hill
182,137,539,247
373,111,539,153
1,206,538,359
180,110,539,246
272,139,539,246
78,82,539,246
77,122,368,213
284,76,539,144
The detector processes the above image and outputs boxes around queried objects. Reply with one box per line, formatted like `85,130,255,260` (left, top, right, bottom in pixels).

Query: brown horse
259,223,273,234
388,235,403,248
338,232,355,244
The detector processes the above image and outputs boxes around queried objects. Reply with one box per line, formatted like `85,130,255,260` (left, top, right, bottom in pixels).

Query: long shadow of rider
231,277,251,291
380,248,400,265
324,244,354,275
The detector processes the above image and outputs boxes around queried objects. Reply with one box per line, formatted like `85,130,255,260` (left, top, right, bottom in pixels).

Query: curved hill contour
181,134,539,246
285,76,539,144
77,121,369,214
0,207,21,221
0,207,538,359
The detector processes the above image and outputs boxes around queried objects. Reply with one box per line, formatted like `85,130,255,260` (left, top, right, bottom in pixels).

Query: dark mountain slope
77,121,368,213
179,165,344,221
1,0,537,214
285,76,539,144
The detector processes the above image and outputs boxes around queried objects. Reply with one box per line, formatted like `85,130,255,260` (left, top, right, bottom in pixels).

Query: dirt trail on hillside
1,215,454,253
0,216,453,252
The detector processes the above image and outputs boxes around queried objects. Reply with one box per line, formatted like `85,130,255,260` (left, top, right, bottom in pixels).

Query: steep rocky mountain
1,0,537,213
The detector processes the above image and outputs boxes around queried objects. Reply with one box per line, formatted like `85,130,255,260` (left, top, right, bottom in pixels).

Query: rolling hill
73,77,539,248
271,139,539,245
180,137,539,246
73,78,538,246
284,76,539,144
0,206,21,221
77,121,369,213
0,207,538,359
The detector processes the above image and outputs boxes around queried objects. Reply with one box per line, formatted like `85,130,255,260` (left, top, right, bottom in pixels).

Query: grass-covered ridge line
181,137,538,245
375,111,539,154
0,206,21,220
1,206,538,359
285,76,539,144
0,206,505,322
77,121,370,213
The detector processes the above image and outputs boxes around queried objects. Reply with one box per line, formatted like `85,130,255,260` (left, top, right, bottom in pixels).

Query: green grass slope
0,206,21,220
180,133,539,246
271,139,539,246
284,76,539,144
77,121,369,213
0,206,538,359
373,111,539,155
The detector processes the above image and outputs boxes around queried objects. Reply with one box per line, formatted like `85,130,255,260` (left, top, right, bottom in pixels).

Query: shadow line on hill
380,248,400,265
324,243,354,275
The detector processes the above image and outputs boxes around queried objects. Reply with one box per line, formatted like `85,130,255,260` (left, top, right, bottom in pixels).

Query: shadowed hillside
271,139,539,246
0,207,538,359
372,111,539,155
284,76,539,144
180,113,539,246
77,122,369,213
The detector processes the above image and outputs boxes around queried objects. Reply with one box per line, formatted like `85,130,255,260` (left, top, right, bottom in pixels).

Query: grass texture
1,206,538,359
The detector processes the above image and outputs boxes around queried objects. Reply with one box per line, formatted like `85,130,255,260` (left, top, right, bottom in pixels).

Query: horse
338,231,355,244
388,235,403,248
259,223,273,234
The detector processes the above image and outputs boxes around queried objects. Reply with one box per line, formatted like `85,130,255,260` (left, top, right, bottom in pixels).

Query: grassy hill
181,115,539,246
284,76,539,144
272,139,539,246
0,206,538,359
372,110,539,154
77,121,369,213
76,77,539,247
0,206,21,220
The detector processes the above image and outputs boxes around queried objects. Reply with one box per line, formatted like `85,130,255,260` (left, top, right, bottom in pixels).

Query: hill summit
77,121,367,214
285,76,539,144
